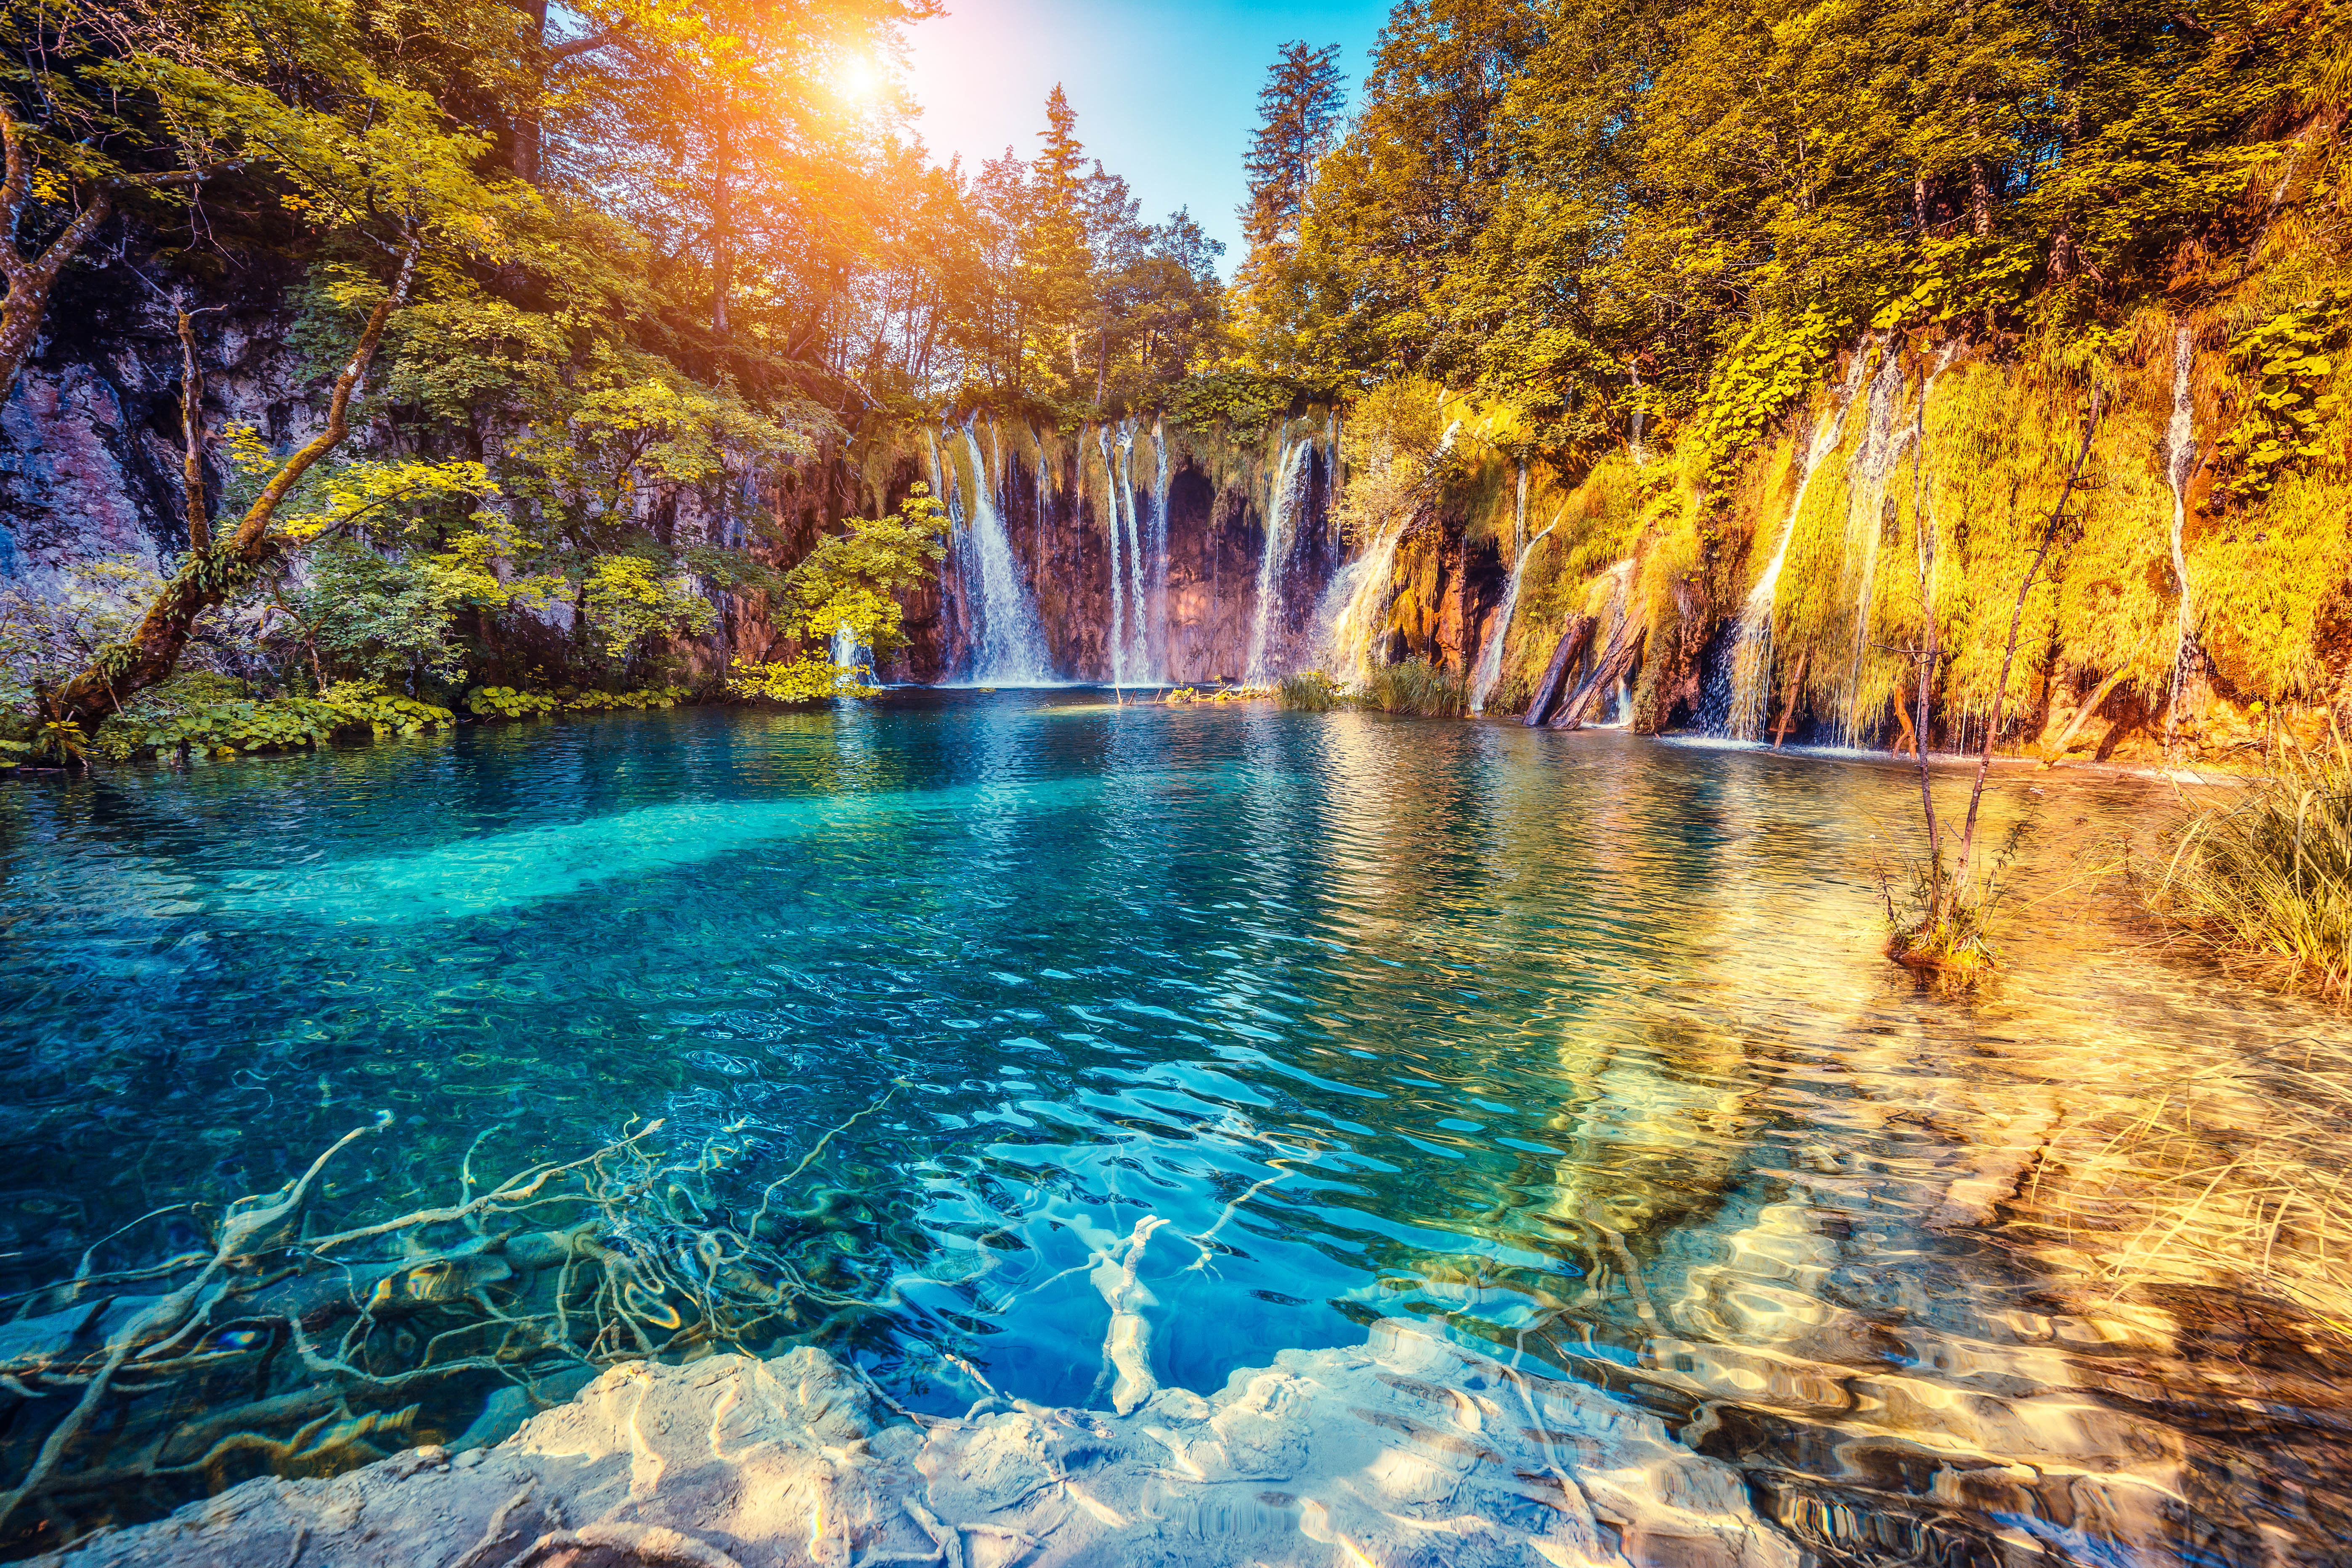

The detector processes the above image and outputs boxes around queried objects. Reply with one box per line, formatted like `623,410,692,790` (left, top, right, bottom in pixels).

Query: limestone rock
41,1322,1800,1568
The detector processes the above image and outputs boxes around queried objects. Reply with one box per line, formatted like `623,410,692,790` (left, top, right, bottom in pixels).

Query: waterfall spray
1246,431,1314,683
1470,518,1558,714
2164,325,2198,749
1725,344,1875,740
952,422,1053,684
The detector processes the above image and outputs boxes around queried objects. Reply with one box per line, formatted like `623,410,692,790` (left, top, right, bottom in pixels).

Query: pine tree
1239,42,1346,262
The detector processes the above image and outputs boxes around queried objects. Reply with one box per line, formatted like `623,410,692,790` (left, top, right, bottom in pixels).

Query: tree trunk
710,119,732,341
1772,647,1810,747
2039,668,2128,765
1522,615,1594,726
177,308,208,551
47,239,421,727
1550,619,1644,730
0,120,111,404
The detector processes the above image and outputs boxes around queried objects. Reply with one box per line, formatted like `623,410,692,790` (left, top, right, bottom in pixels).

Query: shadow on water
3,692,2350,1561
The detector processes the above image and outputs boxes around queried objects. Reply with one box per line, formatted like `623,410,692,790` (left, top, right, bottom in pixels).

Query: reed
1277,671,1343,711
2153,727,2352,1000
1361,658,1466,718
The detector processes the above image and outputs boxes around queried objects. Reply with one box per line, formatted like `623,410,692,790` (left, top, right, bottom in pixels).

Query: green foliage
1688,311,1839,488
467,685,562,719
465,685,691,719
729,656,877,703
110,682,454,760
561,686,694,711
1168,371,1301,434
1872,239,2038,332
2214,293,2351,509
582,556,718,667
780,485,949,657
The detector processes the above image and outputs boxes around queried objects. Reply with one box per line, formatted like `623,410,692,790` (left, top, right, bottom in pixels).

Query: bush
103,680,455,760
1361,658,1465,717
2153,730,2352,998
468,685,561,719
1278,671,1344,711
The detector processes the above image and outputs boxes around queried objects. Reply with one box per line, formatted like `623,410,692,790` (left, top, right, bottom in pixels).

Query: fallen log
1550,620,1645,731
1522,616,1595,727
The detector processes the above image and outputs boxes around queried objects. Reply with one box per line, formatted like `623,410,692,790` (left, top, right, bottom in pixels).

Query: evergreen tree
1240,42,1346,261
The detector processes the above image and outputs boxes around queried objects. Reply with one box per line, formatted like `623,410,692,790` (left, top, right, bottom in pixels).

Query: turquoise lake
4,693,2348,1563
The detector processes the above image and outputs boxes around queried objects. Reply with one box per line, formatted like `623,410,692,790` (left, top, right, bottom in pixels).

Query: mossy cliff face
1378,314,2351,764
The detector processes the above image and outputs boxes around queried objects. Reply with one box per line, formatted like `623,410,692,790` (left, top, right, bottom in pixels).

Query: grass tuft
2153,728,2352,999
1278,671,1344,711
1362,658,1466,717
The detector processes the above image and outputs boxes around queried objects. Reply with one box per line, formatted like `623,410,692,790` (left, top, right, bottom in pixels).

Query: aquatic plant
1362,658,1466,718
0,1095,906,1551
1278,670,1344,711
2153,727,2352,999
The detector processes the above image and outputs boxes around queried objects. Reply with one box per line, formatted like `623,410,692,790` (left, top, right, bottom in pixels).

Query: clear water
5,695,2350,1563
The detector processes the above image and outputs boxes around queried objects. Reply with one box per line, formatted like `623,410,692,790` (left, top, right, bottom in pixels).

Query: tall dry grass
2154,728,2352,999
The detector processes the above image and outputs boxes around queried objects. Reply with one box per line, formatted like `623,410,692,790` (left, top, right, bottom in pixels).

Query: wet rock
39,1320,1801,1568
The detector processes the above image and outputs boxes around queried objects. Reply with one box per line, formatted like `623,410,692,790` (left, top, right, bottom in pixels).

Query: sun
833,52,881,102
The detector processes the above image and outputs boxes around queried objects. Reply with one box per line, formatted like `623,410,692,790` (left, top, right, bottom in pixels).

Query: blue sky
903,0,1395,275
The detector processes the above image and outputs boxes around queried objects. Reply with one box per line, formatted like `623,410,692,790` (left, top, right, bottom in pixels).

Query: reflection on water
4,694,2349,1562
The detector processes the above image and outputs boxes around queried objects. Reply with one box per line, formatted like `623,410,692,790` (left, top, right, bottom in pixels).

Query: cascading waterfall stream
1149,421,1171,679
1245,430,1314,684
1833,350,1920,746
1116,422,1149,682
1317,520,1406,689
2164,325,2198,747
1629,363,1649,468
1100,426,1128,687
950,422,1053,684
1725,345,1875,740
1469,517,1558,714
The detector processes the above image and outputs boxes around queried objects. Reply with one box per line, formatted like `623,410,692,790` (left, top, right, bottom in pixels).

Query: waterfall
1512,462,1528,557
1245,431,1314,683
1100,425,1127,685
1149,420,1170,680
1724,344,1875,740
1629,363,1648,468
1833,349,1918,746
1317,520,1404,689
1470,518,1557,714
1095,423,1153,686
2165,324,2197,744
830,621,867,691
1116,422,1149,682
950,422,1053,684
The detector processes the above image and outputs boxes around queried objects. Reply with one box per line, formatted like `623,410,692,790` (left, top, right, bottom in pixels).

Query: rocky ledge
37,1320,1798,1568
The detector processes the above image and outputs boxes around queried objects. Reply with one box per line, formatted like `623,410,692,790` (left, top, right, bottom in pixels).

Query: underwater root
0,1087,908,1557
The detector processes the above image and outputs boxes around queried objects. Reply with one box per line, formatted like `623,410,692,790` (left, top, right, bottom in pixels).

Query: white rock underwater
38,1320,1798,1568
